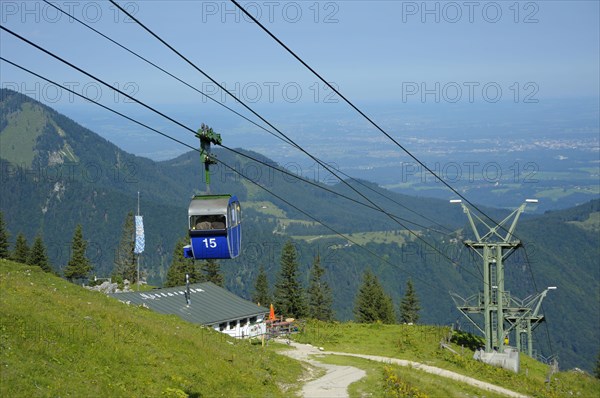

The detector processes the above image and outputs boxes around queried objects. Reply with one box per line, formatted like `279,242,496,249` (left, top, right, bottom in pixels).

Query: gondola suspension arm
196,123,222,193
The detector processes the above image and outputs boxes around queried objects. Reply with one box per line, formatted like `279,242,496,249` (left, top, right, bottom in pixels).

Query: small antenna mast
185,273,191,306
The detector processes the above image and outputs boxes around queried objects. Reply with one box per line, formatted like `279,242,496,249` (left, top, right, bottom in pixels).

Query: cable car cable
1,30,486,291
3,17,555,349
229,0,521,241
0,29,481,282
0,57,198,152
38,0,293,147
0,27,452,241
233,0,548,352
104,1,460,260
218,143,451,235
38,0,453,234
1,22,448,236
1,55,453,290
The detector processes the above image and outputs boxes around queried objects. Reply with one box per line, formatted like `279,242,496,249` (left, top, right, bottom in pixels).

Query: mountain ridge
1,89,598,372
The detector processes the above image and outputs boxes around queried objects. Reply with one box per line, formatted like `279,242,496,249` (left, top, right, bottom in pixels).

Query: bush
451,330,484,351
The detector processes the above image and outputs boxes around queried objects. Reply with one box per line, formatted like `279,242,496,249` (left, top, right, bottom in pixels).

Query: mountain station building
109,282,268,339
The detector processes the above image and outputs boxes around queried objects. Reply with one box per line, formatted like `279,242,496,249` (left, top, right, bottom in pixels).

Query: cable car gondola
183,124,242,260
183,194,241,259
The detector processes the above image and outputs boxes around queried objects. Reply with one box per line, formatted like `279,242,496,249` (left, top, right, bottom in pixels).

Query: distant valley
62,98,599,212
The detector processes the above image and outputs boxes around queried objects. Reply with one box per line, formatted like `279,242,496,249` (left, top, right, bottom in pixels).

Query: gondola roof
188,194,233,216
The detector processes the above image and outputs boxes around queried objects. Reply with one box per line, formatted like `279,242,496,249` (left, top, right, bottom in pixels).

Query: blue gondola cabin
184,194,241,259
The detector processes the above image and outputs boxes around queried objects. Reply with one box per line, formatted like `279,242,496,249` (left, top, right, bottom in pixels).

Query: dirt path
276,340,529,398
276,340,365,398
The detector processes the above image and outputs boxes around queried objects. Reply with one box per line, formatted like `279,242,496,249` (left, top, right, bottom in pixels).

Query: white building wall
212,314,266,339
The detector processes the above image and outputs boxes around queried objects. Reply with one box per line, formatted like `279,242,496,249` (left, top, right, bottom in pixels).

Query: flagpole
137,191,140,291
134,193,145,292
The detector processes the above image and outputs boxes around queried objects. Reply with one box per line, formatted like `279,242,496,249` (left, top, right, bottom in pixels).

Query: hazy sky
1,1,599,159
2,1,598,102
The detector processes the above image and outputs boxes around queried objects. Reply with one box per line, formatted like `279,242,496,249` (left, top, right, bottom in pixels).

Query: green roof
109,282,268,326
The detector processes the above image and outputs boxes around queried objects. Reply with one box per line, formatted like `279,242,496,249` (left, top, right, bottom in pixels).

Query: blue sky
1,1,599,159
2,1,598,101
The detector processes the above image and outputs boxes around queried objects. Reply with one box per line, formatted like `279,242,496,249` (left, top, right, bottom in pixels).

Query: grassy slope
568,211,600,233
0,260,303,397
0,102,46,165
245,200,409,246
292,231,408,246
1,264,598,397
294,321,599,398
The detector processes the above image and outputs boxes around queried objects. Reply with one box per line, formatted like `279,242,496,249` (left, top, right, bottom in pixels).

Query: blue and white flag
134,215,145,254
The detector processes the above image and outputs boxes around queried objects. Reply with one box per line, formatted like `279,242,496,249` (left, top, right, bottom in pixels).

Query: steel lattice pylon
449,199,554,355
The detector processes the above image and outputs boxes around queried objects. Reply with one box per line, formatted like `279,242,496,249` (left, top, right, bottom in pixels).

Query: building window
219,323,226,331
249,316,257,324
229,320,237,329
240,318,248,328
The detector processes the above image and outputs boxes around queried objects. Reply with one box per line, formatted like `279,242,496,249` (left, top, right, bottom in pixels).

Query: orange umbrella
269,303,275,320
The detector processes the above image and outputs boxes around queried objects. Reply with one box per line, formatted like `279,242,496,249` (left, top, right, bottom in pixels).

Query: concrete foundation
474,347,520,373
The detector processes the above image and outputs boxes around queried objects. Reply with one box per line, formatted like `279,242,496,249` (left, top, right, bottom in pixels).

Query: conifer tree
354,269,396,324
354,270,378,323
113,211,136,283
165,236,199,287
595,352,600,379
201,259,224,287
11,233,29,264
63,225,92,282
27,235,52,273
307,254,334,321
274,241,307,318
0,211,9,259
252,265,271,306
399,279,421,324
379,292,396,324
